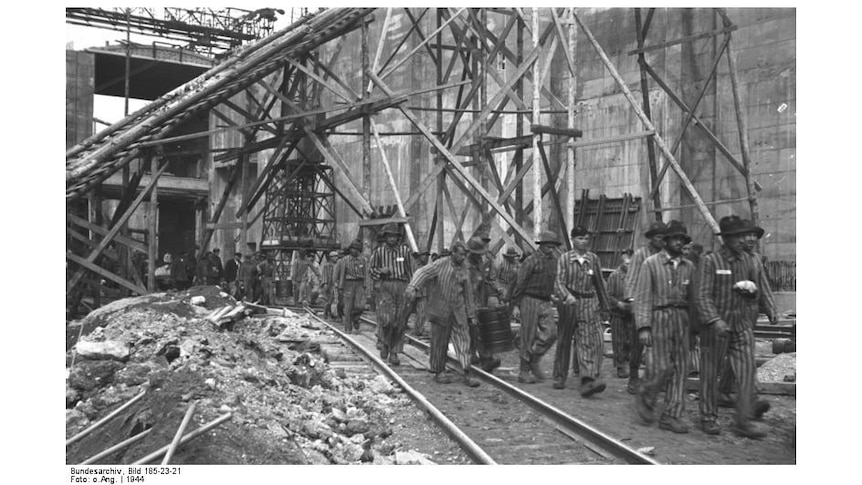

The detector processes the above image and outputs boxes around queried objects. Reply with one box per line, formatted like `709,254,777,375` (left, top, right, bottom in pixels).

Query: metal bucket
476,306,514,354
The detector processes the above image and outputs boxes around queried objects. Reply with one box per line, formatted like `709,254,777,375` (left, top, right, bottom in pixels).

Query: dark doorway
159,199,196,260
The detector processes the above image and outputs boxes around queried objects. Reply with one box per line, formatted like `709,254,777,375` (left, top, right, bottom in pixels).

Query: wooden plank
531,124,583,139
685,378,795,396
67,213,148,254
66,252,148,295
627,24,737,55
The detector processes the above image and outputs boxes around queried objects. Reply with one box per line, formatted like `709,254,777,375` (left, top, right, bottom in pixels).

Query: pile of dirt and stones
65,286,442,465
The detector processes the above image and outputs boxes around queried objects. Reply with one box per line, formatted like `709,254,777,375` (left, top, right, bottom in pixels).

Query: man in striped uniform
510,231,560,383
495,247,521,305
716,218,777,417
466,237,504,372
553,226,612,396
695,215,770,439
623,221,667,394
338,240,367,334
321,251,338,318
411,251,431,337
633,220,695,433
257,252,276,305
370,223,415,365
607,248,635,378
406,241,480,387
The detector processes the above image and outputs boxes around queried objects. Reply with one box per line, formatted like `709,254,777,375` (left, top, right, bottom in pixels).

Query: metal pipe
66,391,147,447
162,400,198,464
304,308,497,464
131,413,233,465
79,429,153,465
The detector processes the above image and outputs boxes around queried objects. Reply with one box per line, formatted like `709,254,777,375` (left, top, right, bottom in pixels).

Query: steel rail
357,315,659,465
300,307,497,465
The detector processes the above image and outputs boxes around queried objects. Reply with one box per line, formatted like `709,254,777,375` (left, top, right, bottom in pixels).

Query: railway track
293,305,658,465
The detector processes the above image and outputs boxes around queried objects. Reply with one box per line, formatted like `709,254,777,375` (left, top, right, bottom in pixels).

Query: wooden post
370,119,419,252
435,8,445,252
531,8,542,238
147,151,157,291
566,7,577,236
725,33,760,225
573,12,720,233
634,8,663,221
362,14,372,216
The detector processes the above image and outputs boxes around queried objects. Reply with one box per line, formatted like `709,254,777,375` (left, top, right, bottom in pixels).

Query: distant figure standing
321,251,339,318
495,247,521,305
238,254,256,301
370,223,414,365
225,252,241,296
171,251,191,290
257,252,276,305
338,241,368,333
607,248,635,379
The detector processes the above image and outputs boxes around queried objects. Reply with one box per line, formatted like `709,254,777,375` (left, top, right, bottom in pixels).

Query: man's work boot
636,385,656,423
701,420,721,435
470,354,480,365
658,415,690,434
731,421,767,440
753,399,771,420
388,352,400,366
462,370,480,388
434,372,453,384
626,375,639,395
529,355,547,382
380,345,390,360
518,360,537,384
552,377,566,389
617,366,630,378
481,356,501,373
580,378,607,398
717,392,736,408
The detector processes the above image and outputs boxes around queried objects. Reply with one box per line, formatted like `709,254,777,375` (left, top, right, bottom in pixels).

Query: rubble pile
757,352,796,383
65,286,436,465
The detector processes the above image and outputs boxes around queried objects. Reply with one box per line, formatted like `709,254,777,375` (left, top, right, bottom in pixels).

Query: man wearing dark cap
225,252,241,297
632,220,695,433
465,237,504,372
338,240,368,334
370,223,415,365
406,241,480,387
510,231,561,383
495,247,521,305
623,220,667,394
607,248,635,378
695,215,772,439
553,226,612,396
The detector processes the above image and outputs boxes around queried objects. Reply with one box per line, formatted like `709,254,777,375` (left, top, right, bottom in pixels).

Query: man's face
572,235,590,251
743,232,758,253
649,235,666,250
451,247,467,265
621,253,632,267
723,234,747,255
682,243,692,257
538,242,555,255
350,247,360,257
386,234,399,247
665,235,686,257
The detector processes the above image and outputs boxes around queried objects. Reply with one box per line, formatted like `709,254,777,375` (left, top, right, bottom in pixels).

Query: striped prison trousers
519,296,558,362
699,319,756,424
375,280,408,354
553,297,603,382
640,308,690,419
429,313,472,374
341,280,365,332
610,310,634,371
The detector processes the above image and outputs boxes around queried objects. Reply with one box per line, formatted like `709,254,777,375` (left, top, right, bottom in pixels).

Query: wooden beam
537,140,571,250
66,162,169,296
358,216,409,227
370,119,419,252
531,124,583,138
368,72,537,250
379,8,467,81
573,12,720,234
627,25,737,55
66,252,148,295
67,213,148,254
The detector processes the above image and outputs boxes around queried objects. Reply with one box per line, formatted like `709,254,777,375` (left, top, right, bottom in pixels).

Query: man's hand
405,286,417,300
563,294,577,306
638,328,652,346
713,319,730,336
511,305,521,320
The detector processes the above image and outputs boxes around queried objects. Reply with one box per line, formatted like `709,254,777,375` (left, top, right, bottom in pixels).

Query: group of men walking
317,213,775,441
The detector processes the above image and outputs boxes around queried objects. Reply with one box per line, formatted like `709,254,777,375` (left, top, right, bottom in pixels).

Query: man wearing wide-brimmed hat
494,246,521,305
623,220,668,394
695,215,772,439
510,231,561,383
607,248,635,379
370,223,415,365
553,226,612,397
338,240,368,334
632,220,695,434
715,218,776,420
465,237,504,373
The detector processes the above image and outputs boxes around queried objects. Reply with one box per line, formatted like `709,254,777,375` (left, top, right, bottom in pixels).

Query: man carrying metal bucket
466,237,504,373
510,231,561,383
406,241,480,387
553,226,612,397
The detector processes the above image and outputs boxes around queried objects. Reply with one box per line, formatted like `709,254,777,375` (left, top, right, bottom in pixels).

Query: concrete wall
317,8,795,263
66,50,94,149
